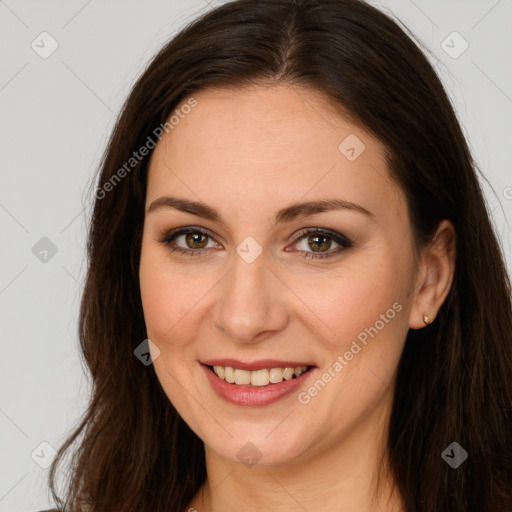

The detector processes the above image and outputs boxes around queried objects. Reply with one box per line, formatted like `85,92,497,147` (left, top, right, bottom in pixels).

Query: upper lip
201,359,316,371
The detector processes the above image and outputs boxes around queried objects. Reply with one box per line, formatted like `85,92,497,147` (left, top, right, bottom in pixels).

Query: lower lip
201,363,316,406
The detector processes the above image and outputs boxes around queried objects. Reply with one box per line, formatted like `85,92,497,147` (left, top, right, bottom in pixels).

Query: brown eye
290,228,352,260
184,232,209,249
307,234,332,252
160,226,219,257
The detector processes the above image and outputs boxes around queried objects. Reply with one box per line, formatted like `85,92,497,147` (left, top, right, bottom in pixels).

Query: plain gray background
1,0,511,510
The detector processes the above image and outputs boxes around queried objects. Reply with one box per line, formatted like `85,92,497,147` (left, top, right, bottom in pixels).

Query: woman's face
139,84,419,467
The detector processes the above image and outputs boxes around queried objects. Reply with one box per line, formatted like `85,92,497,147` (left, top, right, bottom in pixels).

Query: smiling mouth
206,364,313,387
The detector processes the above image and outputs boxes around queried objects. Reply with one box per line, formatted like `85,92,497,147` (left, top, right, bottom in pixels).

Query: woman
46,0,512,511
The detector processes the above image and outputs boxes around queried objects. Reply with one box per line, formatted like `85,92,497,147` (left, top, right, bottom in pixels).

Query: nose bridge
213,249,287,342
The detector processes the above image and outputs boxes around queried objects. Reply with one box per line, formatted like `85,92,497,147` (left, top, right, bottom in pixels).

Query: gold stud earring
423,312,431,325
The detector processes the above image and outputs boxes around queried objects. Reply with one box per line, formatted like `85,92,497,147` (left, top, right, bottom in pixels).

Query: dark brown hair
48,0,512,510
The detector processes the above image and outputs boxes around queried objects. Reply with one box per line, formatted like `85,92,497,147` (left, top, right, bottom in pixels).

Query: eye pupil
186,233,208,249
309,234,331,252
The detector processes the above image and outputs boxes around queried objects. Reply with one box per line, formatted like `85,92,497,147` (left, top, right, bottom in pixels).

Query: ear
408,219,457,330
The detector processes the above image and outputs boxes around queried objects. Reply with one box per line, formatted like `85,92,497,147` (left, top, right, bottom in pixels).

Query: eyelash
158,226,352,260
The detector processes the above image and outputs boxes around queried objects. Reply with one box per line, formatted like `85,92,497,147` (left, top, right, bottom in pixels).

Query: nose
211,251,289,343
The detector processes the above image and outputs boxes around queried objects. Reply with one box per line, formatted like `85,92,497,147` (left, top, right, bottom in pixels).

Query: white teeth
211,365,309,386
269,368,283,383
251,369,270,387
283,367,294,380
234,369,251,385
224,366,235,383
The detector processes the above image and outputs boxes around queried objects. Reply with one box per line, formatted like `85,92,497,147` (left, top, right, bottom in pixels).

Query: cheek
139,244,220,350
294,252,411,433
299,248,413,361
139,244,186,345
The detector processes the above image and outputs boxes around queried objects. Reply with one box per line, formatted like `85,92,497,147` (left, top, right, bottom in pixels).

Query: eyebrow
146,196,375,224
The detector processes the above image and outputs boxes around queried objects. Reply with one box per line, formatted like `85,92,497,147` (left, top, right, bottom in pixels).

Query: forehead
146,84,405,225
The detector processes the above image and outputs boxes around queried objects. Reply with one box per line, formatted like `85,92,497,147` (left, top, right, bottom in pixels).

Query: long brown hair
48,0,512,510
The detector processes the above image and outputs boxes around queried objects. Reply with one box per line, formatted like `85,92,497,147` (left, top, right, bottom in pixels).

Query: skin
139,83,456,512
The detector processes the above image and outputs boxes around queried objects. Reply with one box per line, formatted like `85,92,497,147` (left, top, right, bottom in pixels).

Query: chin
201,423,317,468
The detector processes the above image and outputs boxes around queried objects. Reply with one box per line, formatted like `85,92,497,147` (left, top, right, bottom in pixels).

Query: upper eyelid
161,226,217,243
